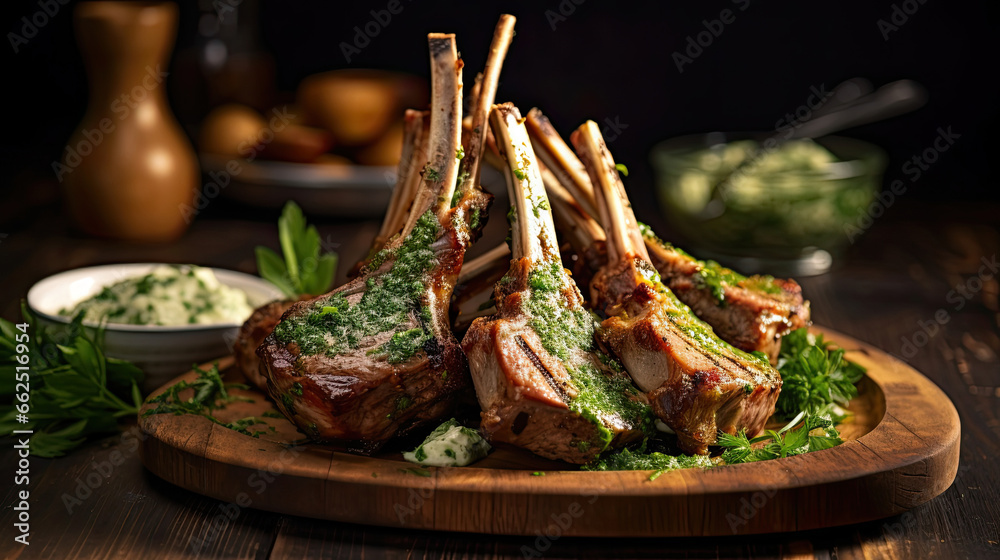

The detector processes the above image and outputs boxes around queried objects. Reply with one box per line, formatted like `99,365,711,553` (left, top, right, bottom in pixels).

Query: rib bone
526,108,599,219
373,110,429,254
399,33,464,236
458,15,516,198
571,121,648,267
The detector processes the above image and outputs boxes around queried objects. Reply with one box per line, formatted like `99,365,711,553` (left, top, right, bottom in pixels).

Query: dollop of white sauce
403,418,491,467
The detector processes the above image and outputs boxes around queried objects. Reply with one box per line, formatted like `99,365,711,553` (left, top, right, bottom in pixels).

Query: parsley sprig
0,304,143,457
718,329,863,464
142,363,274,438
718,406,845,464
255,201,338,299
775,328,865,418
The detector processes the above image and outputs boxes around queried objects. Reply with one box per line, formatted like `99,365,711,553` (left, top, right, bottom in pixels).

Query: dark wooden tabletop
1,180,998,560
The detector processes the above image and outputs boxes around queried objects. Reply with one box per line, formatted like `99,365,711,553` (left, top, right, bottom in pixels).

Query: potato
297,71,399,147
353,121,404,166
198,104,266,158
259,124,334,163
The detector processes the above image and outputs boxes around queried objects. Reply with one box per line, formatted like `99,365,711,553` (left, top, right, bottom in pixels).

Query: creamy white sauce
61,265,253,326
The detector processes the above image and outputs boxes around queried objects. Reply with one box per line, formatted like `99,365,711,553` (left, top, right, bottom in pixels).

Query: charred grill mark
660,314,755,381
640,286,763,379
515,334,571,404
690,370,720,389
423,336,444,369
658,325,727,372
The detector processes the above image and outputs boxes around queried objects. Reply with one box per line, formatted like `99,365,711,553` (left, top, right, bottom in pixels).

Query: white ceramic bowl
27,263,285,392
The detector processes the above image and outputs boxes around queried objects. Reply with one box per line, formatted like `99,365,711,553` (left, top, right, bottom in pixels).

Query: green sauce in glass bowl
650,134,886,275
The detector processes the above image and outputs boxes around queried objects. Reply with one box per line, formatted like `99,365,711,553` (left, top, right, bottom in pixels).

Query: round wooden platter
138,326,960,537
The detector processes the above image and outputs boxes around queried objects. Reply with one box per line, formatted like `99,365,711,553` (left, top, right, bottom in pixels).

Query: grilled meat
239,112,430,392
258,19,515,450
462,104,649,464
241,110,433,391
641,228,810,361
572,120,781,455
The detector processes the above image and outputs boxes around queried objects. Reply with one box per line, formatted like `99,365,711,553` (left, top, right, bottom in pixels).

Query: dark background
1,0,998,234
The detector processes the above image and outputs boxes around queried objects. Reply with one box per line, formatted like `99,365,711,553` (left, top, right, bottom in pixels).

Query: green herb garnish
636,222,781,305
255,201,338,299
0,304,143,457
717,408,844,464
523,261,655,447
775,329,865,418
143,363,271,438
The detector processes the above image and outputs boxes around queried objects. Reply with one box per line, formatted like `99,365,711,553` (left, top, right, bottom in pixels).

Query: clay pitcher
62,2,198,242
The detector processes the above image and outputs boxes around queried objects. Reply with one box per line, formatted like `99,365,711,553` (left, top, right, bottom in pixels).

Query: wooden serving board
138,326,960,537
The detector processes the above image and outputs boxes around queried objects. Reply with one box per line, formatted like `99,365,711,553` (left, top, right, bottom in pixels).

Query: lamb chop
639,227,809,361
525,108,810,361
572,120,781,455
239,62,497,395
236,111,431,391
462,104,649,464
258,18,515,450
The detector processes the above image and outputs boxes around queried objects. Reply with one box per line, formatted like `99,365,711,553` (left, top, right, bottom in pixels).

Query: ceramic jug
62,2,198,242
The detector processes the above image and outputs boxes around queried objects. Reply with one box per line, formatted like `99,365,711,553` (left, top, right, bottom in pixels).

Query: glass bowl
650,133,886,275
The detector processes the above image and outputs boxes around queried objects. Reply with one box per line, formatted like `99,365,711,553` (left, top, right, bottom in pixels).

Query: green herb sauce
636,222,782,304
584,443,713,480
273,211,440,363
522,261,653,449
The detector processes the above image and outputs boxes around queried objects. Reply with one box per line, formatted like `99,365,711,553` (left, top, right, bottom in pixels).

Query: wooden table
1,182,997,559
